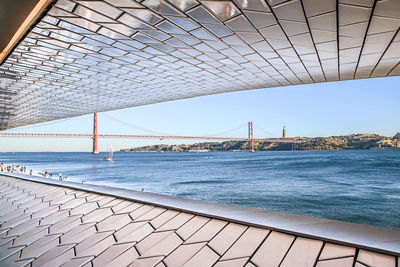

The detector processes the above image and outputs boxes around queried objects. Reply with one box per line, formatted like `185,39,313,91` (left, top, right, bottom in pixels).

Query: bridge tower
93,112,98,154
248,121,254,151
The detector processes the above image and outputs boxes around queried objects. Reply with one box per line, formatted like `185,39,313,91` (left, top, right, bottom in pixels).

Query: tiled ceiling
0,0,399,129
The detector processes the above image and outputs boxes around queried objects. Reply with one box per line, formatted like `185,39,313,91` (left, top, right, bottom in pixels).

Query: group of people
41,170,54,178
0,162,67,181
0,163,27,173
40,171,67,180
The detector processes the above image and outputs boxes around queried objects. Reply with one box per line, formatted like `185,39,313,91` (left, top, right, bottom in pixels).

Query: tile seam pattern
1,172,399,258
0,176,398,267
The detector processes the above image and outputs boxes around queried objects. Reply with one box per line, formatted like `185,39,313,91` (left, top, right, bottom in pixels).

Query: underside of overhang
0,0,40,53
0,0,399,130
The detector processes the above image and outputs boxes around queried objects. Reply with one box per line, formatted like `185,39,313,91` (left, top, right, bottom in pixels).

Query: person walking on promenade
59,172,62,180
30,170,32,175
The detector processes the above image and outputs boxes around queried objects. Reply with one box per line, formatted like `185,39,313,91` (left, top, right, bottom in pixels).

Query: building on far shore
393,133,400,148
282,126,287,138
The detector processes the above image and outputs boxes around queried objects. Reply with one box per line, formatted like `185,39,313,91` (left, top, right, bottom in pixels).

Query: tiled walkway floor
0,175,398,267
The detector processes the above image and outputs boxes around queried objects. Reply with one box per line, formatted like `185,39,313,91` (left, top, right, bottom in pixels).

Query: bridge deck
0,133,301,143
0,173,399,267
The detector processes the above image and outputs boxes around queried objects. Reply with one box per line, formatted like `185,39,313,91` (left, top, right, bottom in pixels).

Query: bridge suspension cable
200,123,247,137
101,113,173,136
102,113,248,138
253,123,279,138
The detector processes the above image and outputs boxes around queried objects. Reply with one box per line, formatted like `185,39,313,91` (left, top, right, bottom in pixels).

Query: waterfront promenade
0,173,399,266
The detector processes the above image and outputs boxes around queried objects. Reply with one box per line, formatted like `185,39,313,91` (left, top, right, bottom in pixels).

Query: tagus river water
1,150,399,229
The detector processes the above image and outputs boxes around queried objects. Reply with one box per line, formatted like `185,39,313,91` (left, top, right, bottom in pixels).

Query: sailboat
103,145,113,161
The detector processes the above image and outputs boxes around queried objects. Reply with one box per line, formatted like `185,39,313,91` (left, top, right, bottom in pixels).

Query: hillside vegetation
121,134,399,152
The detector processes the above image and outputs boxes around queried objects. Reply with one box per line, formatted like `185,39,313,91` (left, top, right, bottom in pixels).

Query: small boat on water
103,145,113,161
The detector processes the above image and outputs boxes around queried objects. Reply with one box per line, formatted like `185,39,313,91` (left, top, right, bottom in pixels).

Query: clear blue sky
1,76,399,152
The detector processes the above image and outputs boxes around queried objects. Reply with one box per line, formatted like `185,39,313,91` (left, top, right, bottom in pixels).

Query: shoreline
0,162,105,186
1,148,399,153
120,147,400,152
121,134,400,152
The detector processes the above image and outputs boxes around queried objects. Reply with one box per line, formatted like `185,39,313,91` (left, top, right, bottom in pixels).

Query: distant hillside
298,134,388,150
120,134,398,152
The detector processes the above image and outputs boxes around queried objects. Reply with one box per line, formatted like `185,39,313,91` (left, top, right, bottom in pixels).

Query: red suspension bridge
0,113,301,153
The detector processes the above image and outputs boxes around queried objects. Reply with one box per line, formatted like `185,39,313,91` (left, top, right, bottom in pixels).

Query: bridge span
0,132,300,143
0,114,301,152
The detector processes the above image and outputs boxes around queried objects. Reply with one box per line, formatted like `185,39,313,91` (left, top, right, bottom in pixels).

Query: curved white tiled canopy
0,0,399,129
